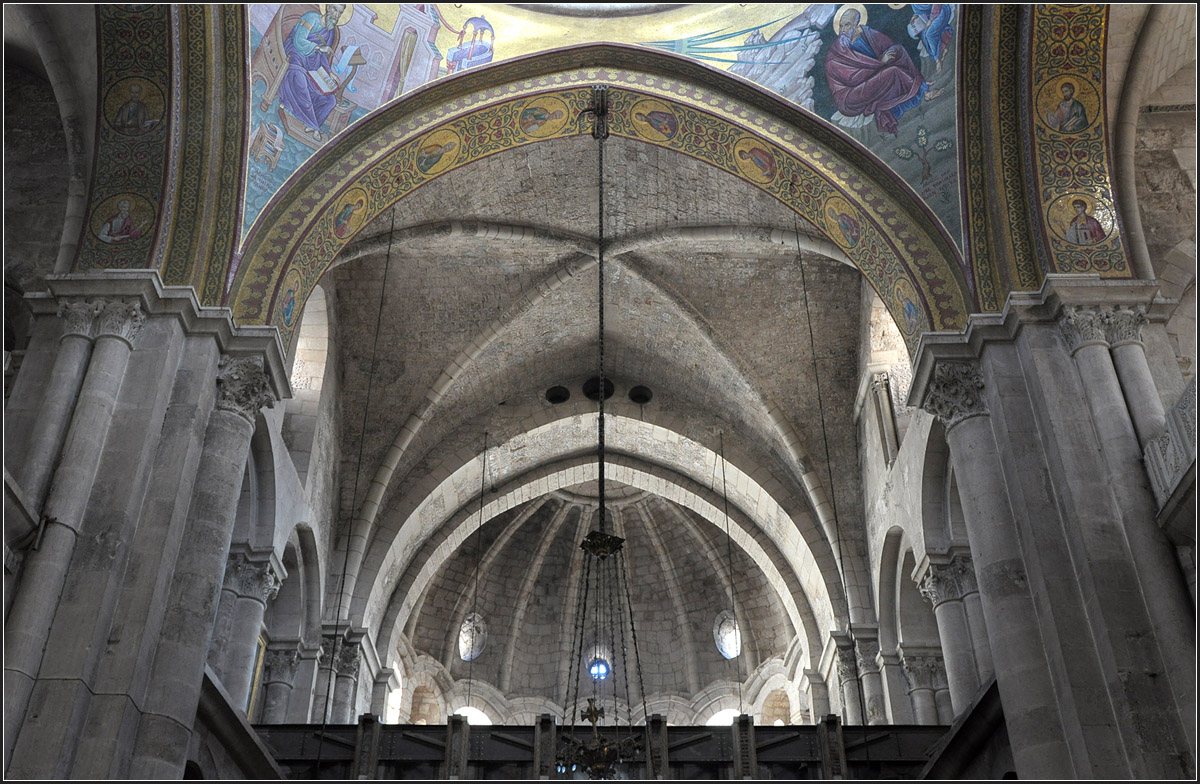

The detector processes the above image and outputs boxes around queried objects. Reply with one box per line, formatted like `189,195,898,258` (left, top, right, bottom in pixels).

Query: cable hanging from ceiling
794,214,872,752
557,85,647,781
315,208,397,774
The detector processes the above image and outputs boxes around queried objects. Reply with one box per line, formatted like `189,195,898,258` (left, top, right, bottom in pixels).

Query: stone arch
228,46,972,351
361,412,849,642
5,6,94,277
372,449,830,682
282,283,329,487
326,246,856,626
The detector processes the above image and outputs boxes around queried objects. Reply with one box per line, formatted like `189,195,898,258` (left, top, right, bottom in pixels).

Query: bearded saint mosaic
243,4,962,254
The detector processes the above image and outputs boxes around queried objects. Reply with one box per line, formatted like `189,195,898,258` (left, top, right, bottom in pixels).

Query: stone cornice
908,274,1172,408
30,271,291,402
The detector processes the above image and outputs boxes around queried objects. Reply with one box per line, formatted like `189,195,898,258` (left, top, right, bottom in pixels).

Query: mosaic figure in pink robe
825,8,930,137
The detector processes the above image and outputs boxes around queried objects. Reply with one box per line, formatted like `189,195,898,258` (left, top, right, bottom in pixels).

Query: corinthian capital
834,645,856,683
216,355,274,424
234,557,281,603
334,640,361,678
1058,305,1107,353
58,299,103,340
1103,305,1148,347
922,361,986,430
855,640,881,675
919,564,961,606
900,652,944,691
93,299,146,346
263,648,301,685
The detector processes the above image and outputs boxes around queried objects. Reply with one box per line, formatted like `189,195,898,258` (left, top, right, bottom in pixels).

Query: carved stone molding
922,361,987,430
216,355,274,424
855,640,881,675
93,299,146,346
1104,304,1149,347
263,649,300,685
1058,305,1108,353
58,300,103,340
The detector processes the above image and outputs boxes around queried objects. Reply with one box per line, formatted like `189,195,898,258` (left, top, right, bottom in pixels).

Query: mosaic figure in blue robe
908,4,954,74
279,4,345,139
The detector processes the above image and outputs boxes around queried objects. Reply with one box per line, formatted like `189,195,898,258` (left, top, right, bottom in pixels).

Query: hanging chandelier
555,86,646,781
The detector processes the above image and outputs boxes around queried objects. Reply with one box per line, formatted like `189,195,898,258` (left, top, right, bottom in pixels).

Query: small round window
713,610,741,659
458,613,487,661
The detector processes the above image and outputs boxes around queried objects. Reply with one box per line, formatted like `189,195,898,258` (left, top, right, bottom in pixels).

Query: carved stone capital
920,556,978,606
334,640,361,678
855,640,881,675
216,355,274,424
263,649,300,685
1058,305,1108,353
948,555,978,595
93,299,146,346
1104,305,1148,347
922,361,987,430
835,646,858,683
919,564,960,607
58,300,103,340
900,652,944,692
240,559,281,603
222,554,246,592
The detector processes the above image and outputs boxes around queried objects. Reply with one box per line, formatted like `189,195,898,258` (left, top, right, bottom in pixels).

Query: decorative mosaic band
1028,5,1128,277
230,65,973,356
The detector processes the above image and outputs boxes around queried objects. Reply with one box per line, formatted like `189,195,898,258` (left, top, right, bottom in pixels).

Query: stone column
1061,306,1196,756
261,648,301,724
16,300,100,509
310,636,336,723
207,556,243,683
1105,305,1167,447
4,300,144,766
129,356,274,779
370,667,398,719
332,639,362,723
800,669,830,722
922,360,1075,777
834,645,863,725
877,649,915,724
221,555,281,711
286,641,322,723
899,649,941,725
919,557,981,714
854,638,887,725
952,560,994,683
